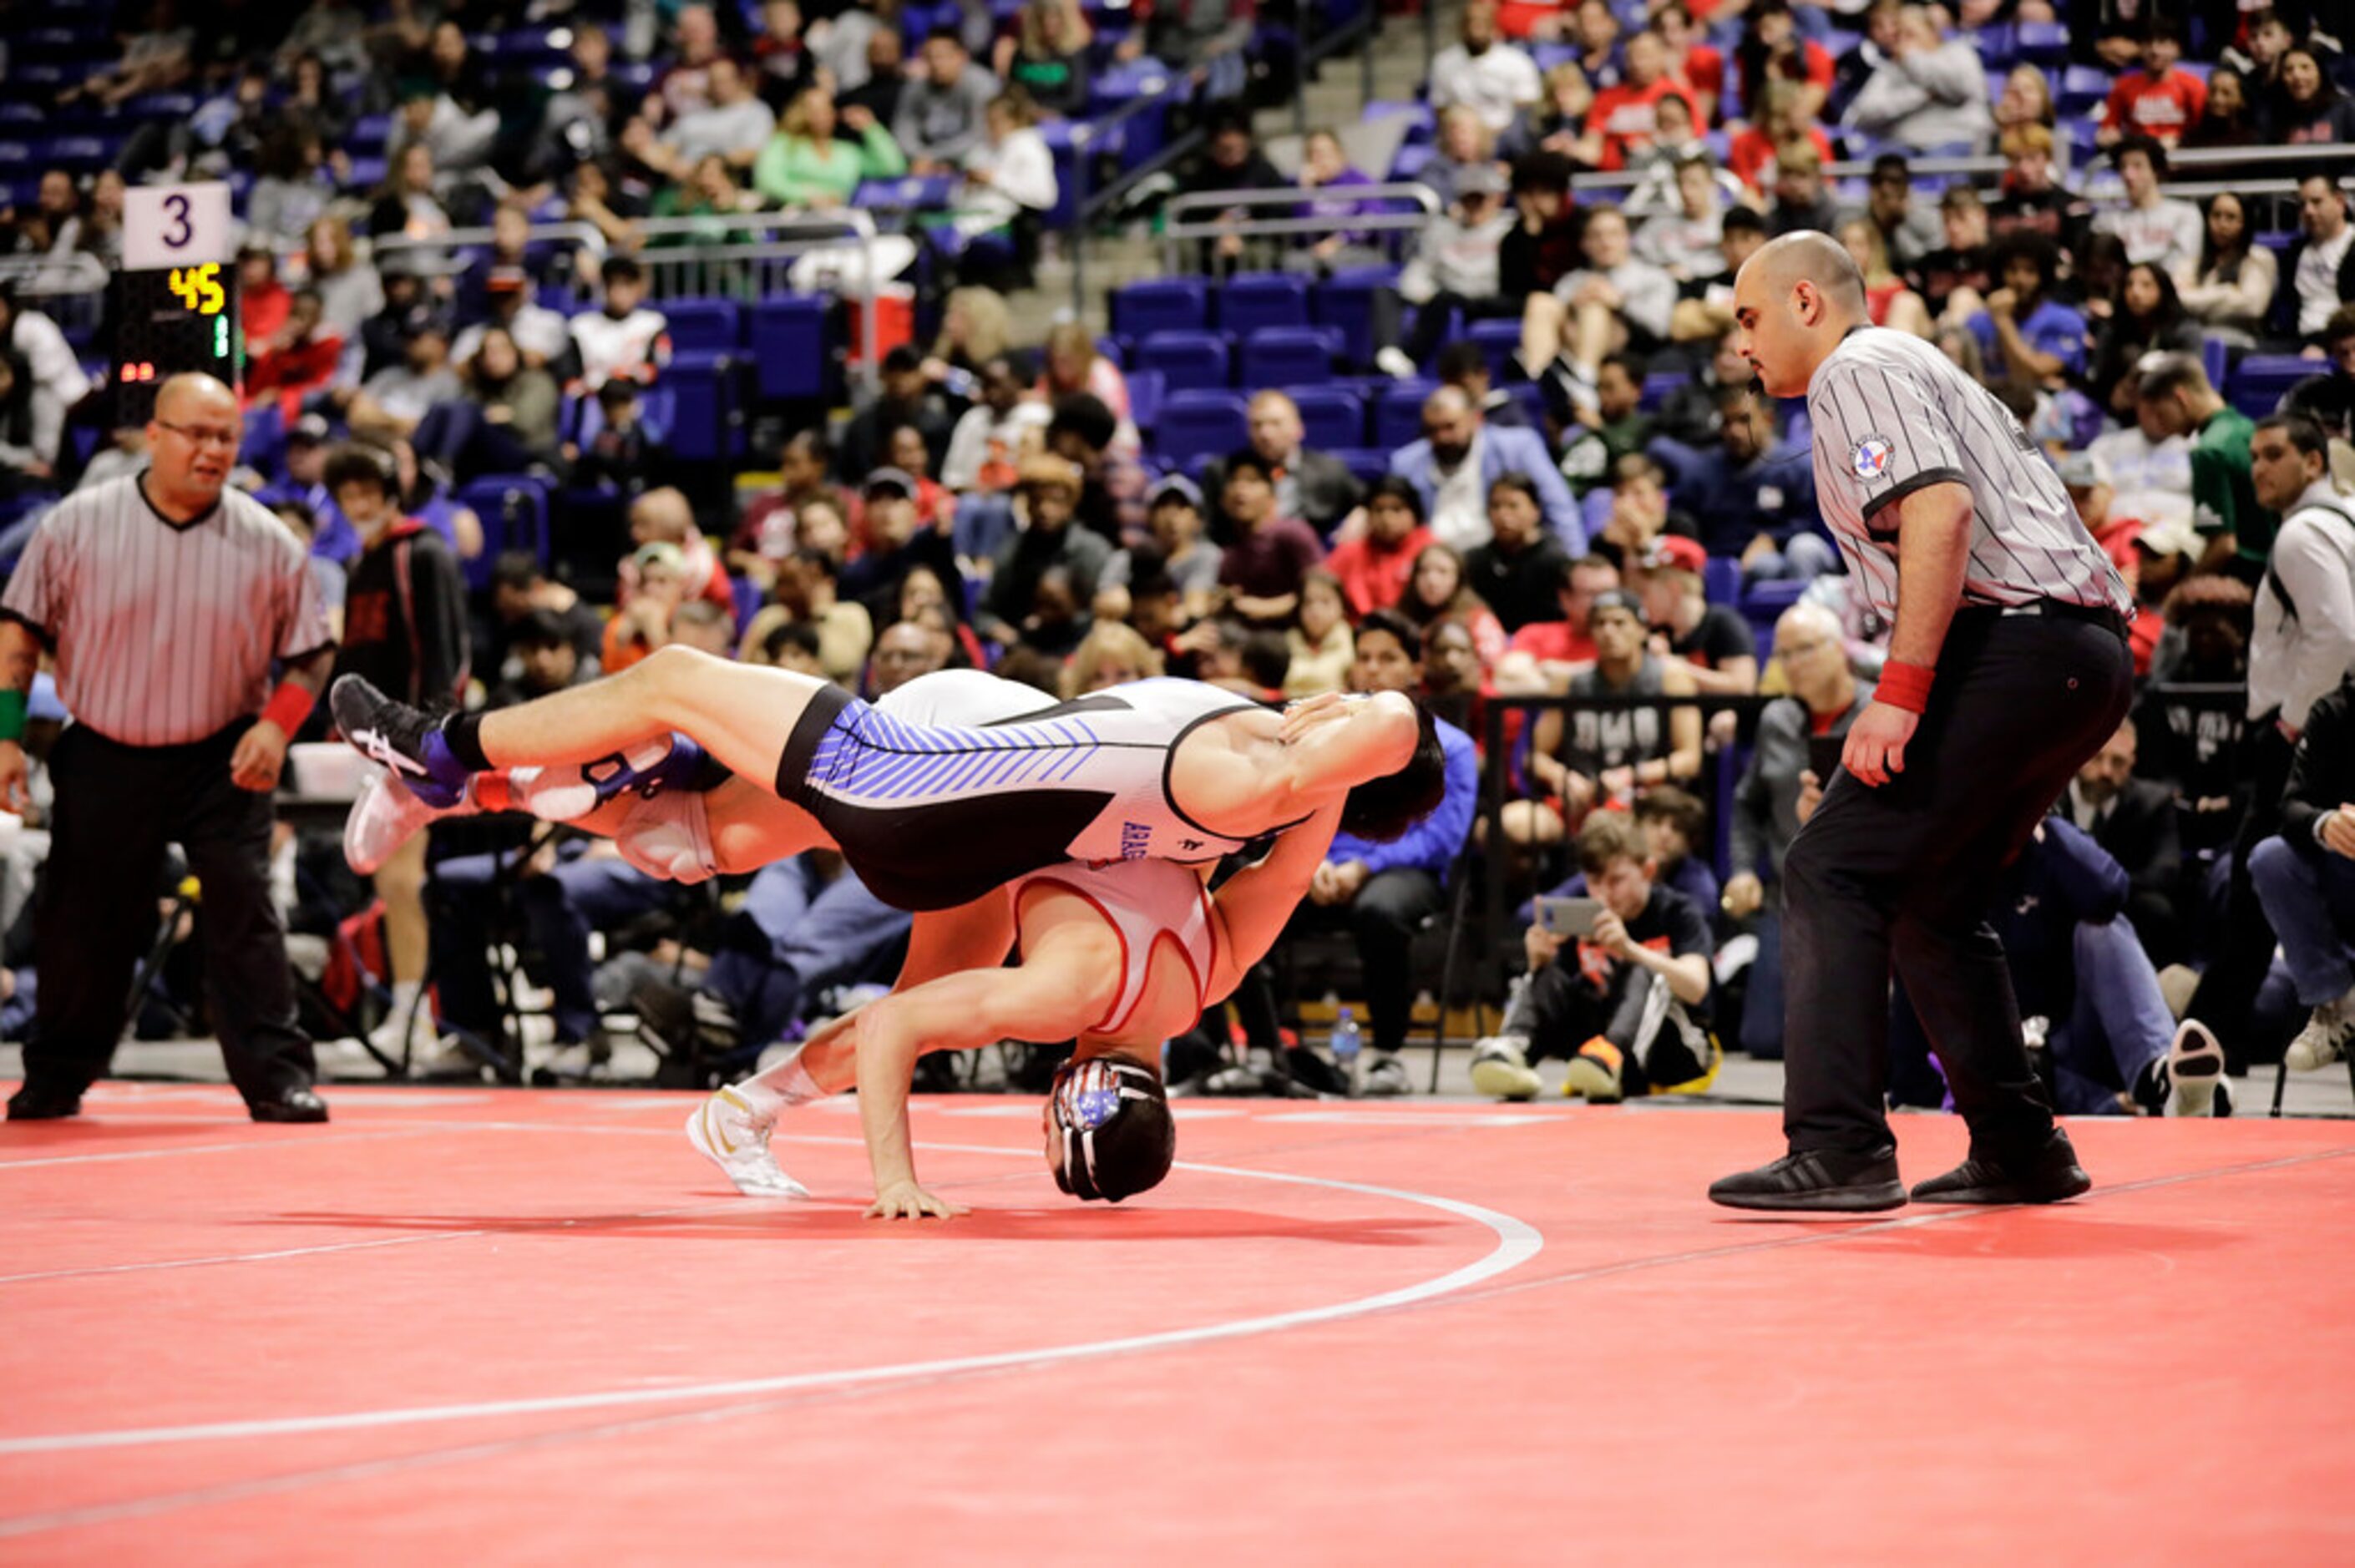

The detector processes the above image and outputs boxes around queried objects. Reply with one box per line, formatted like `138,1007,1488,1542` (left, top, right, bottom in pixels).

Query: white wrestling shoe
686,1087,810,1199
344,766,465,874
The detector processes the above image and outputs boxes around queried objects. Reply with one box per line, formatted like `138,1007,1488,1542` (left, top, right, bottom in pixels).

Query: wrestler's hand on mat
867,1181,968,1222
1841,701,1917,788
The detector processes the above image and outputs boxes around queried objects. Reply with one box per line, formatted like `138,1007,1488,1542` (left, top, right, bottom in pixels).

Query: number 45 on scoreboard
168,264,226,316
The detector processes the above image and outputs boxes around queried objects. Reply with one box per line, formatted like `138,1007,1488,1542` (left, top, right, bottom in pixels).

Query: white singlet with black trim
791,670,1289,910
1012,860,1218,1036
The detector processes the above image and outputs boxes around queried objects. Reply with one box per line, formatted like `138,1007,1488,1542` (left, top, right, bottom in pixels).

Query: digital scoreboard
111,182,239,427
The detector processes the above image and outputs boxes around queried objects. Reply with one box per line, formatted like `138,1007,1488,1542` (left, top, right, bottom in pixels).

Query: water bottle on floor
1330,1006,1362,1095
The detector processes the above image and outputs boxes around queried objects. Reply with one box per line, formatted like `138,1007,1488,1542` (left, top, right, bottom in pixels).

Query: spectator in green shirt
753,84,908,210
2136,350,2266,583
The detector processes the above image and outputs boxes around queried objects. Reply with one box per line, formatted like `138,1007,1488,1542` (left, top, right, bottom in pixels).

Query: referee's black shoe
1708,1146,1906,1212
248,1087,331,1124
7,1080,84,1120
1909,1127,2089,1205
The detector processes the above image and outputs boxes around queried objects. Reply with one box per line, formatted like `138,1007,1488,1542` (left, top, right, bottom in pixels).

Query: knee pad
615,784,720,883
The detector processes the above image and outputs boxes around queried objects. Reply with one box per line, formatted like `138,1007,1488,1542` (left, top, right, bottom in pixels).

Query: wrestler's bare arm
1200,802,1345,1001
1169,691,1420,839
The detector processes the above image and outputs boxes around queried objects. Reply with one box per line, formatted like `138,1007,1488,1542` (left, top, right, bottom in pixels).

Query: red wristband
1876,659,1935,715
261,682,314,736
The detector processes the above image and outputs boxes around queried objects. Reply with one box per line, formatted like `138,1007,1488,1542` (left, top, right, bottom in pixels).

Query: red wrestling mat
2,1083,2350,1566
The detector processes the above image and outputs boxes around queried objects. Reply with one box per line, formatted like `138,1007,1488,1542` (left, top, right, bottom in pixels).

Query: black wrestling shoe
1708,1146,1907,1212
7,1080,85,1120
1910,1127,2089,1204
248,1087,330,1123
331,675,468,807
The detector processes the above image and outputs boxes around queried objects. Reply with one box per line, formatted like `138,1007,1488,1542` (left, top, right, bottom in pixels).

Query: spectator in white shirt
949,89,1058,241
941,357,1051,491
453,270,574,372
0,285,89,468
1430,0,1544,136
2283,173,2355,346
2091,136,2203,286
1523,204,1678,409
569,256,671,391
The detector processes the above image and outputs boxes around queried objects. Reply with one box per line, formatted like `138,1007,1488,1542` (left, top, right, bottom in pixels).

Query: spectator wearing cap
1202,392,1363,541
1839,4,1993,152
839,464,960,621
1465,473,1573,633
453,268,573,371
1637,533,1758,696
359,259,448,383
1664,387,1825,579
839,344,959,485
1214,450,1324,630
621,487,735,615
1721,601,1871,1060
896,31,1001,173
980,453,1111,646
1391,386,1580,554
1375,163,1519,382
568,256,672,393
1100,475,1223,621
605,541,692,671
1507,586,1703,847
1430,1,1544,136
266,414,358,564
2091,137,2203,286
1324,476,1438,619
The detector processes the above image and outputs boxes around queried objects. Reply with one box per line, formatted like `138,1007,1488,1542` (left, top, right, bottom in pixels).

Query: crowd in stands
0,0,2352,1115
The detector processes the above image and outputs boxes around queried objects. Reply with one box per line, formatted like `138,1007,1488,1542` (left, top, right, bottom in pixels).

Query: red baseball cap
1643,535,1708,576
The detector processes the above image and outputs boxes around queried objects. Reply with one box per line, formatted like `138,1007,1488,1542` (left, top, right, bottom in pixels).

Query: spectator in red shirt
1505,551,1620,669
2099,19,2206,149
1586,32,1696,171
244,288,346,423
1655,3,1722,127
237,243,291,355
1734,0,1833,127
1324,477,1437,619
1726,81,1833,199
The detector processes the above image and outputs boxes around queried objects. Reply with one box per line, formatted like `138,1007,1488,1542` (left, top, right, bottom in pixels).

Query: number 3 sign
124,183,233,271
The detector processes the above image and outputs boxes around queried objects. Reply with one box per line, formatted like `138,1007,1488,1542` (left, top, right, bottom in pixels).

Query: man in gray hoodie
894,31,1000,173
1841,6,1993,153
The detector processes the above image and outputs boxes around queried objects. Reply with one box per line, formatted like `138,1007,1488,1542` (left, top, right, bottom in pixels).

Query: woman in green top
753,85,909,209
992,0,1092,120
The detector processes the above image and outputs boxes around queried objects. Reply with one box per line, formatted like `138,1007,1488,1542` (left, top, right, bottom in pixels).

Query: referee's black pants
28,721,314,1104
1779,609,2135,1159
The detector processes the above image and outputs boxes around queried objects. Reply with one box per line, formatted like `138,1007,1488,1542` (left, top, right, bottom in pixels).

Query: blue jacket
1327,715,1477,882
1997,817,2129,1018
1662,441,1819,558
1390,425,1584,551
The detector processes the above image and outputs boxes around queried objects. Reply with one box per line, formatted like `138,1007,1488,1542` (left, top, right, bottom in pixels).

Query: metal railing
1158,180,1441,274
0,252,109,338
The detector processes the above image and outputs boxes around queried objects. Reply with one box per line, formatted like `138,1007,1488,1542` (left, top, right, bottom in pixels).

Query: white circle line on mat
0,1144,1543,1456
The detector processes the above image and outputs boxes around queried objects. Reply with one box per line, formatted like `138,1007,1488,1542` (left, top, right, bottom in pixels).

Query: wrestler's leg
469,647,828,785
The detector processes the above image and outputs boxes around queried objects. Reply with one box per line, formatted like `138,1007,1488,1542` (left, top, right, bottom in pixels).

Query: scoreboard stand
112,182,241,427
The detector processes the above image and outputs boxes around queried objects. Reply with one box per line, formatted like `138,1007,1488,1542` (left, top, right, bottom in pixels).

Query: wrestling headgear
1046,1055,1174,1204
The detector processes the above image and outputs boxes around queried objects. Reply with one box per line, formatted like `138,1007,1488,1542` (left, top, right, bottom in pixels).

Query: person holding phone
1469,810,1716,1103
1720,602,1874,1062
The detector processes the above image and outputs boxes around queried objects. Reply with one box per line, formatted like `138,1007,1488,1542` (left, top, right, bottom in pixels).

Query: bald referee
0,373,336,1123
1708,235,2135,1211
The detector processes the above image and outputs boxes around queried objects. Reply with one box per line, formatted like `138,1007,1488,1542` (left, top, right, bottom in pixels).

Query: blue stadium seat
1390,144,1436,182
2226,355,2313,419
1216,274,1311,336
1111,278,1208,341
1156,390,1250,468
1362,100,1436,146
663,300,741,353
1640,369,1687,412
1137,329,1231,392
457,477,551,590
1238,325,1341,389
2017,20,2069,63
2201,336,2227,390
1312,266,1397,368
665,352,742,461
2058,65,2111,116
239,402,286,479
1126,368,1164,431
1466,318,1526,382
748,296,829,400
1334,448,1393,488
1972,23,2017,68
1285,386,1365,450
1374,382,1438,449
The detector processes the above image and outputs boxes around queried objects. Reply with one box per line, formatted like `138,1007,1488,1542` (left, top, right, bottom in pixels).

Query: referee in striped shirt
1708,234,2135,1212
0,373,337,1123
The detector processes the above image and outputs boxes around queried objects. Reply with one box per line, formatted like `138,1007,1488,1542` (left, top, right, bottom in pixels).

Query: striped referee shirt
0,476,334,747
1805,326,2130,624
